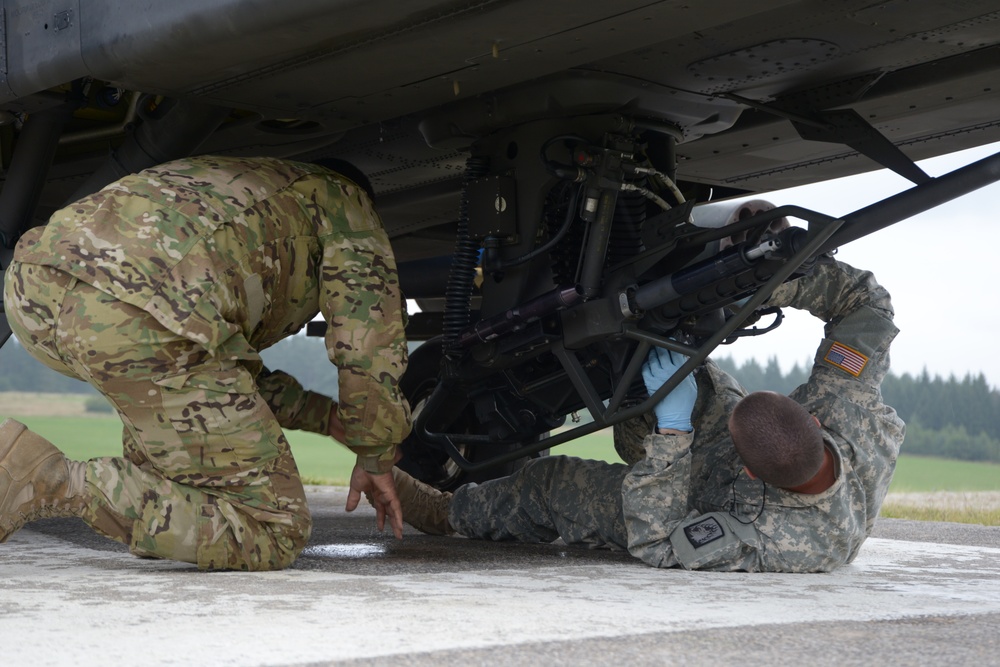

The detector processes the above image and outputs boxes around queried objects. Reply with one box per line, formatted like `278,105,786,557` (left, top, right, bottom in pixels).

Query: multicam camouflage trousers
4,262,311,570
449,455,631,550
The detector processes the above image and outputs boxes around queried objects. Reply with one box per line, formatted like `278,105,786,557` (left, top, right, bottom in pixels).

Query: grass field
7,412,1000,491
4,395,999,525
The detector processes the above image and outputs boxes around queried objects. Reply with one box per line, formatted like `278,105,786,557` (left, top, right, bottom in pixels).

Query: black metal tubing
617,218,845,421
434,214,845,473
818,148,1000,255
0,103,75,247
0,246,13,349
413,382,506,449
0,99,77,353
416,147,1000,474
605,339,651,415
551,342,608,420
456,285,582,347
578,189,618,297
682,148,1000,261
682,205,840,250
495,185,582,270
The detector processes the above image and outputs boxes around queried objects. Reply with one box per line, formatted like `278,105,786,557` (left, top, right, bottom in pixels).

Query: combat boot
0,419,87,542
392,468,455,536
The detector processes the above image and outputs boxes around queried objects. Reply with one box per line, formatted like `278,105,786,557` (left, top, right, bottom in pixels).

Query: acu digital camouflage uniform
449,259,904,572
3,156,411,570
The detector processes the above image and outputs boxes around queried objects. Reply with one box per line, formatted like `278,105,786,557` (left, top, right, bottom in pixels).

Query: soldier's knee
512,456,568,496
269,511,313,569
175,491,311,571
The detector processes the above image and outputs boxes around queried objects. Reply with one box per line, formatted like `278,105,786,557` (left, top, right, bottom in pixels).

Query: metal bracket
724,94,930,185
53,10,74,32
791,108,930,185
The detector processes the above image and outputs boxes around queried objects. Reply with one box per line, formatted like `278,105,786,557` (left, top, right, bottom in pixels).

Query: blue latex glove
641,346,698,432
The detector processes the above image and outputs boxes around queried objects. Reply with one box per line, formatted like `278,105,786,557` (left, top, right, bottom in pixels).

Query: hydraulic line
496,184,581,270
620,182,671,212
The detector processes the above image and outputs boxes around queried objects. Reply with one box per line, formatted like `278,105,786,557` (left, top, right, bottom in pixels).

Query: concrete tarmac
3,486,999,667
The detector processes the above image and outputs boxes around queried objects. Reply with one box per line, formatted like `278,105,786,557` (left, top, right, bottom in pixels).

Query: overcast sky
717,140,1000,388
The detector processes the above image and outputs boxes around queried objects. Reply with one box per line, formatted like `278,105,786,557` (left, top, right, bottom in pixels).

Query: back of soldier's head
729,391,824,488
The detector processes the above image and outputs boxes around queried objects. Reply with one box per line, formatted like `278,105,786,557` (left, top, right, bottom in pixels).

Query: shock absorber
607,189,646,267
442,155,490,357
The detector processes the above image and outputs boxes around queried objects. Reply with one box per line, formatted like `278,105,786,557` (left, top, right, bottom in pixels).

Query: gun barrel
457,285,583,346
633,244,751,311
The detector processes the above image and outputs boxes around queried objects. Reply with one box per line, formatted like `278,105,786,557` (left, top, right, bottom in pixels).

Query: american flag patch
824,341,868,377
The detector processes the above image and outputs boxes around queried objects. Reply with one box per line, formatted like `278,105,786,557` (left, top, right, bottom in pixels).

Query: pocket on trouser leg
215,446,312,571
148,366,281,484
129,481,204,565
194,488,312,572
193,501,233,570
125,479,233,568
191,446,311,571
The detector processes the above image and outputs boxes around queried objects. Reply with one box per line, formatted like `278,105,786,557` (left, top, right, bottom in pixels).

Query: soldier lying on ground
392,258,905,572
1,156,411,570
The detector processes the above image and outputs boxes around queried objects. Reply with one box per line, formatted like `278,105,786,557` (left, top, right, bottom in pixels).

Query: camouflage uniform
450,259,904,572
3,156,411,570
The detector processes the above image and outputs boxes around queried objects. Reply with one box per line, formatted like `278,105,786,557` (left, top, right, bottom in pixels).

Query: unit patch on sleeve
683,516,725,548
824,341,868,377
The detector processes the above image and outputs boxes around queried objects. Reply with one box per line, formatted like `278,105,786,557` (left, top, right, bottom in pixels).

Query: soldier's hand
642,346,697,432
346,465,404,539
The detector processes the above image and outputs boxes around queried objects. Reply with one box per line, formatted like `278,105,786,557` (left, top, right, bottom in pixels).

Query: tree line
3,336,998,463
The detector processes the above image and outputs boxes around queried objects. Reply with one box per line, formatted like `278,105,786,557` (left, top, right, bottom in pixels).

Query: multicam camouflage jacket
622,259,905,572
15,156,411,472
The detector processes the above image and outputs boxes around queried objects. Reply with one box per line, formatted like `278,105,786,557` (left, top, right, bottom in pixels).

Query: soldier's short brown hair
729,391,824,488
